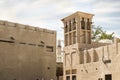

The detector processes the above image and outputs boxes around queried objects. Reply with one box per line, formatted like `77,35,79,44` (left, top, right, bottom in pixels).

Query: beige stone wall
63,41,120,80
110,43,120,80
0,20,56,80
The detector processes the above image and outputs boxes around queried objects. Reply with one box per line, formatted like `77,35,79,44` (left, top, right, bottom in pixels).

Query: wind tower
61,11,94,48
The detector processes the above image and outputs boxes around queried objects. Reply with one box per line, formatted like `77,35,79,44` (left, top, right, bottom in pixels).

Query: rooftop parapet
0,20,5,25
0,20,56,34
5,21,16,27
16,23,26,29
61,11,94,21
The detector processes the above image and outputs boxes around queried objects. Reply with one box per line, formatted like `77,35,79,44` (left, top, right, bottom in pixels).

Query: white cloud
0,0,120,40
93,1,120,15
92,0,120,36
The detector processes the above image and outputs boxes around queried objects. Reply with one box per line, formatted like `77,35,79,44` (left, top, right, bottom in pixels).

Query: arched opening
86,51,91,63
93,50,99,62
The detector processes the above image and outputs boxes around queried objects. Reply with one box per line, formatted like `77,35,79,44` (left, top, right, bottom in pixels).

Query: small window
72,75,76,80
66,76,70,80
46,46,54,52
66,70,70,75
98,78,103,80
72,69,77,74
105,74,112,80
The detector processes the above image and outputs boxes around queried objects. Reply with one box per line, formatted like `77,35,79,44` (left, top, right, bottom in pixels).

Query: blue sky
0,0,120,40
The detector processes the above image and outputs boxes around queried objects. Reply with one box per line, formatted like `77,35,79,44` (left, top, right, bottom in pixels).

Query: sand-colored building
0,20,56,80
61,11,120,80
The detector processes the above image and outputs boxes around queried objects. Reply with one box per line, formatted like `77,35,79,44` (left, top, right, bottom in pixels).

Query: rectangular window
66,76,70,80
98,78,103,80
72,69,77,74
66,70,70,75
105,74,112,80
46,46,54,52
72,75,76,80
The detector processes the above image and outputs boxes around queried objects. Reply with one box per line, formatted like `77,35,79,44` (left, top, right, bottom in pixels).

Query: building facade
0,20,56,80
61,11,120,80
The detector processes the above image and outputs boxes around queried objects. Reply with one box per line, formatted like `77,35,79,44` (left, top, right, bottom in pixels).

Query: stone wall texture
0,20,56,80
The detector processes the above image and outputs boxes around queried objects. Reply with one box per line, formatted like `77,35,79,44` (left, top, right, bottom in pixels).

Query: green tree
92,25,114,42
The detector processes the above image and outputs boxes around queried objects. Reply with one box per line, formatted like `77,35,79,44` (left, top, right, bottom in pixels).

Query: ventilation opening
19,42,26,45
48,67,50,70
28,43,36,46
0,40,14,43
46,46,53,52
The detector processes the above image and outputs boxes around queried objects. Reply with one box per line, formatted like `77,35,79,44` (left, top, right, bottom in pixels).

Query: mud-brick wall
0,20,56,80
